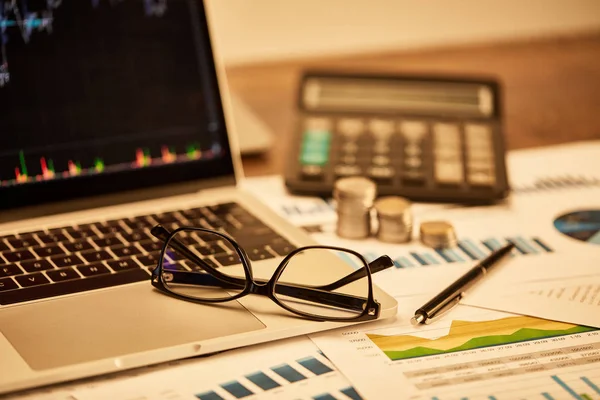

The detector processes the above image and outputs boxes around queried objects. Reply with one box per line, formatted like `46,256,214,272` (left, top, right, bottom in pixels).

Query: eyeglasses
149,225,394,322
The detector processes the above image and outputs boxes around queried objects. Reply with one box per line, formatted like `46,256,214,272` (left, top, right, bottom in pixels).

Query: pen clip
425,293,463,324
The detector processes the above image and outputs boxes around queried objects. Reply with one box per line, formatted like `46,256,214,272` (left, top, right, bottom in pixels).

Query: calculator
284,71,510,204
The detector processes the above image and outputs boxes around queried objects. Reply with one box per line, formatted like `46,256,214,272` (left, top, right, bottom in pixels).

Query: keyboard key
21,259,54,273
268,241,297,256
15,273,51,287
135,254,159,267
92,236,124,248
107,259,139,272
7,237,39,249
63,240,94,253
37,233,69,244
47,268,80,282
186,258,220,271
139,241,162,252
214,254,243,267
0,269,149,305
67,228,97,240
32,244,65,258
247,247,276,261
3,249,37,263
0,264,23,277
111,246,141,258
50,254,85,268
0,241,9,252
120,231,152,243
0,277,18,292
96,225,121,235
78,263,111,277
193,243,227,256
81,250,114,263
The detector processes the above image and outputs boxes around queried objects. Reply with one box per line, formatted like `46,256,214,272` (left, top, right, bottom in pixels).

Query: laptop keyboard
0,202,297,305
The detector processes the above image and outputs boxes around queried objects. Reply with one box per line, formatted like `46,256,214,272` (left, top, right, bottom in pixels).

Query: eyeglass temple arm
316,255,394,292
167,271,369,311
151,225,246,288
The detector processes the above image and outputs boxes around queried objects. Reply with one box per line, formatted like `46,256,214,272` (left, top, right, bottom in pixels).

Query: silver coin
334,177,377,239
419,221,457,248
374,196,413,243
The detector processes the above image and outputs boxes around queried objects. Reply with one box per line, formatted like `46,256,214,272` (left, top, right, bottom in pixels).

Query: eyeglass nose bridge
247,281,273,296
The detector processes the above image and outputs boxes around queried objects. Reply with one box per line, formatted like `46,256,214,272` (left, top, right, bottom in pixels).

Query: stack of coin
333,176,377,239
419,221,457,248
373,196,413,243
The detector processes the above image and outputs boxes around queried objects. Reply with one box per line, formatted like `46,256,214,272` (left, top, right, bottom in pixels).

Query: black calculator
284,71,510,204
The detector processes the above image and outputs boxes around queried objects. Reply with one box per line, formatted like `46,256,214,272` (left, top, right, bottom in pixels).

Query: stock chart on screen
0,0,224,188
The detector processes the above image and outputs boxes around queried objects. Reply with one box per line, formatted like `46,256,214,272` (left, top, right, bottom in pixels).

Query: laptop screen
0,0,235,210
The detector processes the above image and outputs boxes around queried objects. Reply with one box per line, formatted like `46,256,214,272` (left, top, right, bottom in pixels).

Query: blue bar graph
533,237,554,252
245,371,280,391
457,241,480,260
196,391,225,400
313,394,337,400
297,356,333,375
551,375,582,399
271,363,306,383
435,248,455,263
506,238,527,254
581,376,600,395
410,252,429,265
445,249,464,262
340,386,363,400
221,380,253,398
542,393,555,400
512,236,539,253
489,396,498,400
422,253,439,264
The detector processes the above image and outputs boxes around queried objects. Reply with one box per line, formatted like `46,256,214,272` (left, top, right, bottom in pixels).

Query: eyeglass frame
149,225,394,322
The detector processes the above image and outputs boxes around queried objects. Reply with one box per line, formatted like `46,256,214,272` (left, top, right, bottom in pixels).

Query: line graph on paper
0,0,168,88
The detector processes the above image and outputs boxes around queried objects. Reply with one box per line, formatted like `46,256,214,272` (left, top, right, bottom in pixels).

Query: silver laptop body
0,0,396,395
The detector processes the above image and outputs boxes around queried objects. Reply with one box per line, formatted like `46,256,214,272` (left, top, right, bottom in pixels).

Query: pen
410,242,515,325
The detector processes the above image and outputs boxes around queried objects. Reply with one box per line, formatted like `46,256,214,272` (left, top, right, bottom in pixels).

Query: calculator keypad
288,114,508,203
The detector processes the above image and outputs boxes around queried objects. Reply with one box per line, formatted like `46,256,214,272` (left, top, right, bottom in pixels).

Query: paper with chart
72,337,360,400
310,295,600,400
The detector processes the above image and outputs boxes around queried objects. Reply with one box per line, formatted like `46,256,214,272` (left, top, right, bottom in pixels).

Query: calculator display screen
302,76,494,117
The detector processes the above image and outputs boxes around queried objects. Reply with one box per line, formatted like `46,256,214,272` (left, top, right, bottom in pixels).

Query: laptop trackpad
0,284,265,370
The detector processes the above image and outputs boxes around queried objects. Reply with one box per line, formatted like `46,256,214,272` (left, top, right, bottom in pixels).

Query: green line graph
367,316,597,361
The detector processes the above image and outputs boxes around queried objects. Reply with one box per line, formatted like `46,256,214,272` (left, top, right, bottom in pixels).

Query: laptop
0,0,397,395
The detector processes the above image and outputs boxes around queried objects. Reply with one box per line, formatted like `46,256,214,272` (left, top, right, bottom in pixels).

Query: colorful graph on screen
2,142,220,187
368,316,597,361
0,0,169,88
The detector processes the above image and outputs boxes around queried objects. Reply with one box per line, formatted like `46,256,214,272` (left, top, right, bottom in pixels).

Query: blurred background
204,0,600,175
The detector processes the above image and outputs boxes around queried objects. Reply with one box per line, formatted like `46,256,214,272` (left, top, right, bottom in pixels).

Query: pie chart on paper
553,209,600,245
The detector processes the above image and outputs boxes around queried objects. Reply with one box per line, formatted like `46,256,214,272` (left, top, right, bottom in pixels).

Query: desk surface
226,33,600,177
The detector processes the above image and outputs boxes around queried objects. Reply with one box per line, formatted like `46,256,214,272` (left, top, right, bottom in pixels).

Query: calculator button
334,164,362,177
369,119,394,139
300,165,324,179
341,142,359,154
435,162,464,185
305,117,332,131
404,144,422,157
372,155,390,166
373,142,390,154
341,155,357,164
402,170,426,185
399,121,427,141
300,129,331,167
368,166,394,181
468,170,496,186
338,118,364,137
404,157,423,169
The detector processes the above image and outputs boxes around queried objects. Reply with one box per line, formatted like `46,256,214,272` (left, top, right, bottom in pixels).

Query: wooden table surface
225,32,600,177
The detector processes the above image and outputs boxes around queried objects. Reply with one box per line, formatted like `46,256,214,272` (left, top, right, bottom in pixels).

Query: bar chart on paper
310,300,600,400
72,337,364,400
